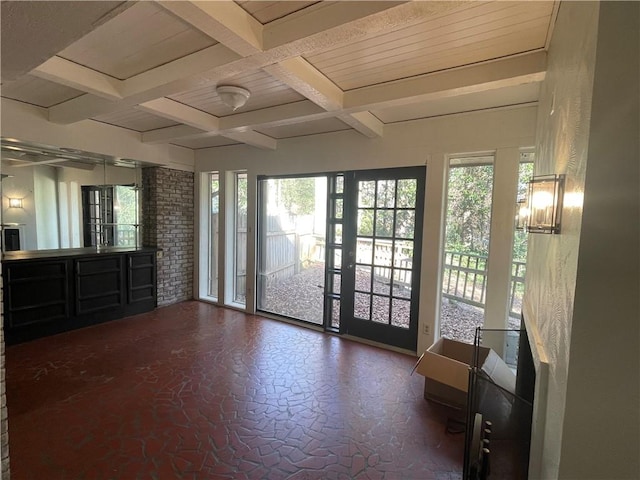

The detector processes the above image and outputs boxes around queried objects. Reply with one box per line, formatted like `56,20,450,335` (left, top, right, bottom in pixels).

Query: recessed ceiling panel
172,136,241,149
1,75,84,108
58,2,215,80
372,83,540,124
236,1,320,24
169,70,306,117
257,117,351,139
92,107,180,132
306,1,554,90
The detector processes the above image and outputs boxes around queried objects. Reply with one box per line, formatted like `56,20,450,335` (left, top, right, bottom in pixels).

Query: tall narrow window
208,173,220,300
440,156,495,343
233,172,248,306
509,153,534,326
257,176,327,325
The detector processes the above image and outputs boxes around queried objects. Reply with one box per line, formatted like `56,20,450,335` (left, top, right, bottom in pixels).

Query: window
440,156,495,343
81,185,139,248
226,172,247,307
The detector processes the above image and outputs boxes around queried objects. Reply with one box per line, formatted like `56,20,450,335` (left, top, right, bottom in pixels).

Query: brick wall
142,167,194,306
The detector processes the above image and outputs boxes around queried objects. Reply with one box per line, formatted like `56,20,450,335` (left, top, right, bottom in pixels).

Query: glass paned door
341,167,425,350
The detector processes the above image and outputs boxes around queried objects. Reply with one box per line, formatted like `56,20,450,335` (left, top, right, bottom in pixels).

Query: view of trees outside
258,176,327,325
114,185,138,246
445,164,494,257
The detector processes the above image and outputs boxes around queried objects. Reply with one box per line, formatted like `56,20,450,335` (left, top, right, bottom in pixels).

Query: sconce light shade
526,174,564,234
515,197,529,231
8,198,22,208
216,85,250,111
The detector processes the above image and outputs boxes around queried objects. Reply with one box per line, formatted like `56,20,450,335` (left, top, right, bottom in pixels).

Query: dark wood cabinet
2,248,157,344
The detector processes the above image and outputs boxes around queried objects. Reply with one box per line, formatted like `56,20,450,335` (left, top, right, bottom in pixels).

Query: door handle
347,263,354,270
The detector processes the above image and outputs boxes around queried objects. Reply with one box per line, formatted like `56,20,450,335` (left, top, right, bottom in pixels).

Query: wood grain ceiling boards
305,1,554,90
256,117,351,139
0,0,558,151
92,107,180,132
371,82,540,123
168,70,306,117
171,136,241,150
0,75,84,108
57,2,216,80
236,1,320,24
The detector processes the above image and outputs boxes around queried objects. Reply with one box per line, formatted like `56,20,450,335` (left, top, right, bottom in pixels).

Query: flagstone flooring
6,301,464,479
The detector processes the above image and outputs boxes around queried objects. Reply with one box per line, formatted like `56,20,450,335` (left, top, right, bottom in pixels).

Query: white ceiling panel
372,83,541,124
171,136,241,149
93,107,180,132
236,1,320,24
169,70,306,117
306,1,554,89
257,117,350,139
1,75,84,108
58,2,216,80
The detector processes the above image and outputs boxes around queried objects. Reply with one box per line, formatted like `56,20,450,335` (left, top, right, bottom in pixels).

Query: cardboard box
414,338,516,409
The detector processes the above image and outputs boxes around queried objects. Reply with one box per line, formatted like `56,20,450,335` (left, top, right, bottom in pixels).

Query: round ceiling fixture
216,85,250,111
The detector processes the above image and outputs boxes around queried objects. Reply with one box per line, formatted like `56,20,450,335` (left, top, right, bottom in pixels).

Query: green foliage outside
444,161,533,261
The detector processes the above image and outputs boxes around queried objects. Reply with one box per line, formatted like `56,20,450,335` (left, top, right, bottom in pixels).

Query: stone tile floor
7,301,464,479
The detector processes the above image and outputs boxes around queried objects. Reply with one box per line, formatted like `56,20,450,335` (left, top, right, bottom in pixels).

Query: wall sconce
8,198,22,208
515,196,529,231
526,174,564,234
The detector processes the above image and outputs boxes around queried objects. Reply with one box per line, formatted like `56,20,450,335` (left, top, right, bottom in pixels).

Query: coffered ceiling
1,1,557,151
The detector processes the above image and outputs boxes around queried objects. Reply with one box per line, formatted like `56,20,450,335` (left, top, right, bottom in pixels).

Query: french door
340,167,425,350
257,167,425,351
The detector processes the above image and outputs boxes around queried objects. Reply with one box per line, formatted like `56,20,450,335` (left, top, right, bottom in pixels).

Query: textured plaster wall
558,2,639,478
525,2,599,477
526,1,640,478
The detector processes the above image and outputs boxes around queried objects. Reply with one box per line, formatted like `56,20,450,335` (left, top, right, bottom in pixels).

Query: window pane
208,173,220,300
376,180,395,208
396,179,417,208
354,292,371,320
358,181,375,207
395,210,415,238
234,173,247,305
375,210,394,237
355,265,372,293
372,296,390,324
257,176,327,325
391,298,410,328
440,160,494,343
357,209,374,236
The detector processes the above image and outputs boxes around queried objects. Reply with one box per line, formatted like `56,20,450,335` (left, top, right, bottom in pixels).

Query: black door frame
340,166,426,351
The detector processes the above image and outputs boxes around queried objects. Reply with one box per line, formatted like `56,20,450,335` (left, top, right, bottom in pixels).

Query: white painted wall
195,105,537,354
525,1,640,478
1,163,37,250
33,166,59,249
1,98,194,171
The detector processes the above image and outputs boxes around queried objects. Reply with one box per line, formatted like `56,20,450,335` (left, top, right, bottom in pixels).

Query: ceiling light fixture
216,85,250,111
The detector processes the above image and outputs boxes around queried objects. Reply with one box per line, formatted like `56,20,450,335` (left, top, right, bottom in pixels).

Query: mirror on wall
1,138,143,252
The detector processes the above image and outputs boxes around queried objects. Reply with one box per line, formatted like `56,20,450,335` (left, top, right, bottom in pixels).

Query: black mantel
2,247,158,344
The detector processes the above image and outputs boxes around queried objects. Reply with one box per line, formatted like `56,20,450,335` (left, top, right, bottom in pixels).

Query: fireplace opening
463,325,536,479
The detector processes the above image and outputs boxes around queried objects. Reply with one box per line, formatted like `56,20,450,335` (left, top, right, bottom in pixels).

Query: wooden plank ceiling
0,0,557,151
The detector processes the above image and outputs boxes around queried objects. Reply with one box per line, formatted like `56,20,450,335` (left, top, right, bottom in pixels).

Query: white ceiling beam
156,1,263,56
142,125,207,145
263,1,468,52
138,99,276,150
122,44,240,99
142,52,544,144
162,2,382,139
222,131,276,150
263,58,343,111
137,98,220,132
48,44,241,124
263,1,410,51
32,56,123,100
337,112,384,139
219,100,328,132
344,51,547,111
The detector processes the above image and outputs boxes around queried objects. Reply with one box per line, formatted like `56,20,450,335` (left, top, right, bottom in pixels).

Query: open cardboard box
414,337,516,409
